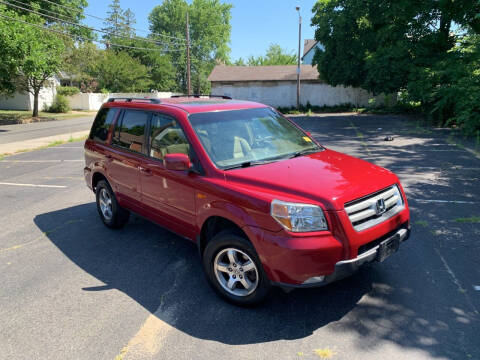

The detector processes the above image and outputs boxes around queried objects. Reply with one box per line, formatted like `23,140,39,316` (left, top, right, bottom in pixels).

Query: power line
0,0,187,48
29,0,189,43
0,12,186,53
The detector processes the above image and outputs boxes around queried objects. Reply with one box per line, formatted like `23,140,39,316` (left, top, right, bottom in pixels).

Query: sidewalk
0,116,94,154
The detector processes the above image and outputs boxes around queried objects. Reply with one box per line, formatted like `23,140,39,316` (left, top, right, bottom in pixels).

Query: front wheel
203,230,271,306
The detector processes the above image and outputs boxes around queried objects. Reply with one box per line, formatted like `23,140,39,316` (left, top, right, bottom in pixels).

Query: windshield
188,107,322,169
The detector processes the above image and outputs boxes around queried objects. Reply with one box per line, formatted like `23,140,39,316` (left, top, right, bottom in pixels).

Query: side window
112,110,149,154
89,107,118,143
149,113,190,160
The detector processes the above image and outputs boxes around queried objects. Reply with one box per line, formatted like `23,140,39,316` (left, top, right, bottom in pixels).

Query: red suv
84,96,410,306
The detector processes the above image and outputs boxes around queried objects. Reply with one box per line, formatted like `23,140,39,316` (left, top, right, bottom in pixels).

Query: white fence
212,81,389,108
0,80,58,111
0,91,175,112
67,92,175,111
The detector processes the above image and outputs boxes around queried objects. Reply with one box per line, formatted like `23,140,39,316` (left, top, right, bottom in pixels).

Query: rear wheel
96,180,129,229
203,230,270,306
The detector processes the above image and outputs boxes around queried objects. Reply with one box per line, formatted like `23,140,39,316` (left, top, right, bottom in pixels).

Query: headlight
271,200,328,232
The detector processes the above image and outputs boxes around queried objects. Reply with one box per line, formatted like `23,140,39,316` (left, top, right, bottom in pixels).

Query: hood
224,149,398,210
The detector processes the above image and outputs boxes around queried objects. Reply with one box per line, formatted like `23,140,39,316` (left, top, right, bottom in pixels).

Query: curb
0,130,89,155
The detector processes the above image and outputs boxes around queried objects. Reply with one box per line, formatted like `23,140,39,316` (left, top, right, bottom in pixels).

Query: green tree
4,0,91,38
123,8,136,37
149,0,232,93
117,40,177,91
102,0,128,42
244,44,297,66
93,50,151,93
6,0,88,24
62,42,102,92
311,0,480,132
0,9,65,117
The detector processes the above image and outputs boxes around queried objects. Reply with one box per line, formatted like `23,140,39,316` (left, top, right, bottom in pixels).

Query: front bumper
273,226,410,289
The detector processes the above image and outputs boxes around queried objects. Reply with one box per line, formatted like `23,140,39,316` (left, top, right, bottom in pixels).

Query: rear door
139,112,197,239
108,109,151,210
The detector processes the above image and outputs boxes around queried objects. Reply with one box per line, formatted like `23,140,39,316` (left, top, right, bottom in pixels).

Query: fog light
302,276,325,285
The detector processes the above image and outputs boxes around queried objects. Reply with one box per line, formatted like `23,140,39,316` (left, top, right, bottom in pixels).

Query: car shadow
33,202,479,360
34,203,372,345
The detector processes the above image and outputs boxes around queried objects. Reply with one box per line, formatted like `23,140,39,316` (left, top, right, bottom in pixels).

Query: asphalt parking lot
1,114,479,360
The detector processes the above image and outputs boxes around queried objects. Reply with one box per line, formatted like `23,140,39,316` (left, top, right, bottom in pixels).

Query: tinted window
112,110,150,153
149,113,190,160
89,108,118,143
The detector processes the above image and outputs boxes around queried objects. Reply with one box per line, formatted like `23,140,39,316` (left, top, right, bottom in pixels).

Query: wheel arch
198,216,251,257
92,171,108,192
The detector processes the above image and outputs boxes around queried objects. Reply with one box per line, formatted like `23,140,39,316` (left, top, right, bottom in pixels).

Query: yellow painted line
114,260,184,359
0,219,84,254
0,240,38,253
118,314,174,359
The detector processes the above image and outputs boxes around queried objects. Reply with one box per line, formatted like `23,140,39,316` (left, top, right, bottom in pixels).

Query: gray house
301,39,324,65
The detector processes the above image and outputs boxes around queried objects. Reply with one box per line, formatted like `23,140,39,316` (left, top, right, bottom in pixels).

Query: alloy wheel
213,247,259,296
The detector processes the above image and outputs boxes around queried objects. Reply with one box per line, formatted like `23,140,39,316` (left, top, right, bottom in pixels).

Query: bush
48,94,70,113
56,86,80,97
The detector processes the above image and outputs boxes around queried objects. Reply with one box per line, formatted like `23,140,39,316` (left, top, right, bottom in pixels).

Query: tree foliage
0,8,65,117
5,0,91,38
102,0,136,42
236,44,297,66
311,0,480,134
92,50,151,93
149,0,232,93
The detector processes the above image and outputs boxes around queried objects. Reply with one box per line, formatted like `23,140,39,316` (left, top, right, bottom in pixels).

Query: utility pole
186,11,191,96
296,7,301,110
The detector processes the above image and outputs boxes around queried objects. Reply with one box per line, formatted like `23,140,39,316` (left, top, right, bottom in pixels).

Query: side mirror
164,153,191,171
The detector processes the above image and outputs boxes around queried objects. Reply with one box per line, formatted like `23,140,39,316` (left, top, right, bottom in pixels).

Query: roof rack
170,94,232,100
107,97,161,104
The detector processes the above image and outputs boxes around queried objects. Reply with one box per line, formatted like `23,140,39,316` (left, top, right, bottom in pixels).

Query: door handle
139,166,153,176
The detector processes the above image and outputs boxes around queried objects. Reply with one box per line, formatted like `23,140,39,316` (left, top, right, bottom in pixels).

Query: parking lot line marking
414,199,477,204
422,149,466,152
435,248,479,315
0,240,37,253
0,182,67,188
0,160,83,163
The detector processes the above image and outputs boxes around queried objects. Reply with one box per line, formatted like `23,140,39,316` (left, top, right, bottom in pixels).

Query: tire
202,230,271,306
95,180,130,229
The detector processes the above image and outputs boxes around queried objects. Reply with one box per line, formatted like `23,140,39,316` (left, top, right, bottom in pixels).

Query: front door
140,112,197,239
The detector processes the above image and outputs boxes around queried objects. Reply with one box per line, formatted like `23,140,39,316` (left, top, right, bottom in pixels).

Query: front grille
345,185,404,231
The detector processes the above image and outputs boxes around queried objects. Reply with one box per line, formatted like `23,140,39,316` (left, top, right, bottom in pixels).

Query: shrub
56,86,80,97
48,94,70,113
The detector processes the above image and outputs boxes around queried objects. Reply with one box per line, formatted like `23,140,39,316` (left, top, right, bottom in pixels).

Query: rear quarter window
89,107,118,143
112,110,150,154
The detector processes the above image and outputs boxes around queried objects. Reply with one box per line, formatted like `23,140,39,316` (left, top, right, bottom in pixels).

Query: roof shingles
208,65,320,82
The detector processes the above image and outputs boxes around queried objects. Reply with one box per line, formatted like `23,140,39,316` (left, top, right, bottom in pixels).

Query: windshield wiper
288,148,320,159
223,159,280,170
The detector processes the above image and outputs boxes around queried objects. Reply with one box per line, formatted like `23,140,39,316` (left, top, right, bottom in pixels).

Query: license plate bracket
377,235,400,262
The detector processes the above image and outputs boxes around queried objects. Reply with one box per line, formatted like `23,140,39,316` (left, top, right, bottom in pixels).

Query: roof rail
107,97,161,104
170,94,232,100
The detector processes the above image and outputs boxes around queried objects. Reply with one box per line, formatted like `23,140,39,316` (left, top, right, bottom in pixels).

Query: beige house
208,65,380,108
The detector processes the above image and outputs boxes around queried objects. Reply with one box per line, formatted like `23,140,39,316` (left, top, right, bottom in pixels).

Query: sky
84,0,319,61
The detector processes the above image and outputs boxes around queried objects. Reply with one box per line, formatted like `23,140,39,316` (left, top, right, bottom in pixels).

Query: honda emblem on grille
375,198,387,215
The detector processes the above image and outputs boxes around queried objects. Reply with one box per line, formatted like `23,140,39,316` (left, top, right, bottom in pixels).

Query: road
0,116,94,144
0,114,479,360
